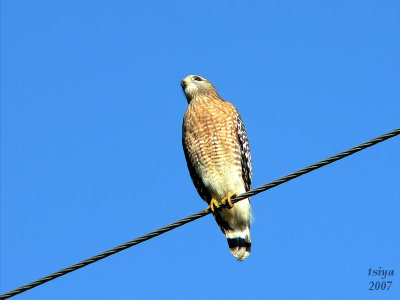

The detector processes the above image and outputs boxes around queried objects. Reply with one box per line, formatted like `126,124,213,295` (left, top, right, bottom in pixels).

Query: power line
1,128,399,299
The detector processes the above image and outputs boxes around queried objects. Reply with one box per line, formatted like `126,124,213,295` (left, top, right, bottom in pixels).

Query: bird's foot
221,192,236,209
206,198,220,213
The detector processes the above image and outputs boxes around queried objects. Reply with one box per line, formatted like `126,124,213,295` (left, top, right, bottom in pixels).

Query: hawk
181,75,252,261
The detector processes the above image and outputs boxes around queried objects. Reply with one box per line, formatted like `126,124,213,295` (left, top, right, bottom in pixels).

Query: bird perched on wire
181,75,253,261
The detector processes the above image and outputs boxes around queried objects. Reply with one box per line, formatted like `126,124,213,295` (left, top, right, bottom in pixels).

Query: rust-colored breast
183,96,244,200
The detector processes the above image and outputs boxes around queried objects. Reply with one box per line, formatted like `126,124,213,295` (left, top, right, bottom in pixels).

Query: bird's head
181,75,219,103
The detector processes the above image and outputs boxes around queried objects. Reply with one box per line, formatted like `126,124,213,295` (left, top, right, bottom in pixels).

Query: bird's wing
182,134,212,203
236,112,252,191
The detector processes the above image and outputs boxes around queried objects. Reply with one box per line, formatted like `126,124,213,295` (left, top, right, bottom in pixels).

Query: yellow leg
206,198,220,213
221,192,235,209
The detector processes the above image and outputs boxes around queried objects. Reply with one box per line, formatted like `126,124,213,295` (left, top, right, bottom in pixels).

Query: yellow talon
221,192,235,209
206,198,220,213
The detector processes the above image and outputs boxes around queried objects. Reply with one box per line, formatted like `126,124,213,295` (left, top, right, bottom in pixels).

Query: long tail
225,227,251,261
214,199,252,261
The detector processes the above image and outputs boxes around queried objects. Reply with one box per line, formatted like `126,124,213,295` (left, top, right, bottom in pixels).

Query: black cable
1,128,399,299
230,128,400,204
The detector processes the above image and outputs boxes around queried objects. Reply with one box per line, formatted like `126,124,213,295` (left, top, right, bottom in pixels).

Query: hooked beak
181,77,193,90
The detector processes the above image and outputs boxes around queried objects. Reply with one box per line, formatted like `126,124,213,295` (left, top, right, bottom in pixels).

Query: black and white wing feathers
236,113,252,191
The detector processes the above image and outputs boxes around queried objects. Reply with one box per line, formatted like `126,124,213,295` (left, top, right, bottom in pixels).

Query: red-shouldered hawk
181,75,252,261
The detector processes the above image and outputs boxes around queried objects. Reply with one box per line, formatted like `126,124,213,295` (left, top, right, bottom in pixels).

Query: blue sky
1,1,399,299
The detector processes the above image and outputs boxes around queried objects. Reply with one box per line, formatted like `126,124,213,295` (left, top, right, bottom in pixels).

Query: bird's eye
193,76,202,81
